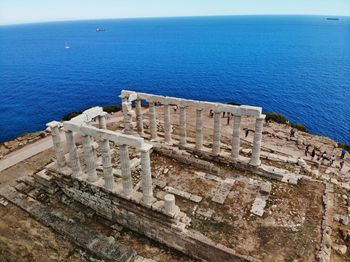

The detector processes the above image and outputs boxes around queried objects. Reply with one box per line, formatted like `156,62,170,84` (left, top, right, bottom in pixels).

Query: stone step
212,178,235,204
0,186,136,262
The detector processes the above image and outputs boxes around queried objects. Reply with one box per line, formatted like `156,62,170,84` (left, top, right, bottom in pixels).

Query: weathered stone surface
332,243,347,255
212,178,235,204
0,186,136,262
334,214,349,225
164,186,202,203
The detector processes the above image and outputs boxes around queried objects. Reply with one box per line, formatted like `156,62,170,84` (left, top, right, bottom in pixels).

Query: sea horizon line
1,13,349,27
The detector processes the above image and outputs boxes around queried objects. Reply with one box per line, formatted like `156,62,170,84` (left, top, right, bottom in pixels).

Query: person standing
339,160,345,171
290,127,296,138
311,148,316,160
305,144,310,156
329,155,336,166
341,148,347,159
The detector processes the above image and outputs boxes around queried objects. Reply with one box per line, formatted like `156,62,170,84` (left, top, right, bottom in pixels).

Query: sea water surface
0,16,349,143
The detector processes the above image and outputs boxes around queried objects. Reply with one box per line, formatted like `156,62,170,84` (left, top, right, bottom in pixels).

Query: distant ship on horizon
326,17,340,20
64,42,70,49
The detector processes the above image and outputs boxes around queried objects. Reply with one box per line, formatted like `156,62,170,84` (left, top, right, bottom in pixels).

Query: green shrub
265,112,289,124
102,105,120,113
338,143,350,152
227,102,241,106
291,123,309,133
62,111,83,121
62,104,120,121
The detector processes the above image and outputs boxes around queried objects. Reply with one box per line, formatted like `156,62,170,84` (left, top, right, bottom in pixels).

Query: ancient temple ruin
1,90,346,261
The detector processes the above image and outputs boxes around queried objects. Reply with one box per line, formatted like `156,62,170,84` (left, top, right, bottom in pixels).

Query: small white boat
65,42,70,49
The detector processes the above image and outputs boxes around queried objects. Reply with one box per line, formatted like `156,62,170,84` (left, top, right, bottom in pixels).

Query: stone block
334,214,349,225
212,179,235,204
260,183,272,195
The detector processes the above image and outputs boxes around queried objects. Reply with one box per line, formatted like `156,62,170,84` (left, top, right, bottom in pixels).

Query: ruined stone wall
49,168,259,262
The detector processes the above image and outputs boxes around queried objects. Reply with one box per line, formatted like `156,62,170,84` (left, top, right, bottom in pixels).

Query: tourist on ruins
222,112,226,118
321,151,327,164
329,154,336,166
305,144,310,156
209,109,214,117
341,148,347,159
245,129,250,138
311,148,316,159
173,105,178,112
290,127,296,138
339,160,345,171
227,114,230,125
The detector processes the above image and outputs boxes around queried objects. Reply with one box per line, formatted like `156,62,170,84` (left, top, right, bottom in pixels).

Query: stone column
140,146,153,205
212,111,221,155
120,144,133,197
98,112,107,129
47,121,66,169
81,134,98,182
250,115,265,166
179,106,187,146
231,115,242,159
100,139,114,190
135,99,144,136
97,113,114,188
149,102,158,140
195,109,203,150
164,103,172,143
164,194,176,215
122,101,132,134
65,130,82,177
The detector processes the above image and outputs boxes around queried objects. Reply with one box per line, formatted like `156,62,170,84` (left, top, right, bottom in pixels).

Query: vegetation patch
62,105,120,121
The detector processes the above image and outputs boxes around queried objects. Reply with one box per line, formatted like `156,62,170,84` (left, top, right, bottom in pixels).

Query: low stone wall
154,142,299,184
48,167,259,262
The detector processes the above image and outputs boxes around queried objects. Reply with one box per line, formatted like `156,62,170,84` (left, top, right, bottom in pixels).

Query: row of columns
47,114,154,205
132,100,264,166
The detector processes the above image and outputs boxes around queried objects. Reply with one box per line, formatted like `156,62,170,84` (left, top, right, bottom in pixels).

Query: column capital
140,144,153,153
257,114,266,120
46,121,62,129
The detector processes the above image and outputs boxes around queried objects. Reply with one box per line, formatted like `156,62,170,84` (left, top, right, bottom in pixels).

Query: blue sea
0,16,349,144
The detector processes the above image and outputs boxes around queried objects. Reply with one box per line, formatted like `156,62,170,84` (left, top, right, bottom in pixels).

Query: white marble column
250,115,265,166
195,109,203,150
98,112,107,129
100,139,114,190
120,144,133,197
141,146,153,205
98,113,114,189
135,99,144,136
47,121,66,169
179,106,187,146
65,130,82,177
231,115,241,159
212,111,221,155
149,102,158,140
122,101,132,134
164,103,172,143
81,134,98,182
164,194,176,215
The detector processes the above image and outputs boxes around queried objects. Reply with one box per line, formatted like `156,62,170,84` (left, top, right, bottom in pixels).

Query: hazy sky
1,0,349,25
